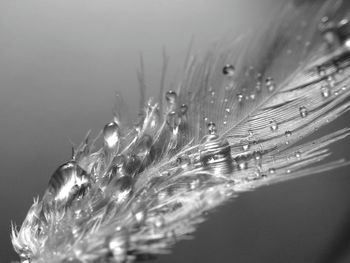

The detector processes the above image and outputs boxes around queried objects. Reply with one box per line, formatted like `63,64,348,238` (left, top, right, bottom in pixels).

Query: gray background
0,0,350,262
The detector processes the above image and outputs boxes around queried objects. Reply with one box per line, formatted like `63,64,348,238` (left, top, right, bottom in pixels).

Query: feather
11,1,350,263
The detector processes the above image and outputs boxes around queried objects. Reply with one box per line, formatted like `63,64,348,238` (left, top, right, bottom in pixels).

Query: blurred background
0,0,350,262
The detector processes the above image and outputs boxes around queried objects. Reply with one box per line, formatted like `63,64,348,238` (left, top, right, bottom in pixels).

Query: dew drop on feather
269,120,278,132
285,131,292,137
299,106,308,118
321,84,331,98
46,161,90,205
269,168,276,174
180,104,188,115
222,64,235,76
165,90,177,105
265,77,276,92
103,121,120,149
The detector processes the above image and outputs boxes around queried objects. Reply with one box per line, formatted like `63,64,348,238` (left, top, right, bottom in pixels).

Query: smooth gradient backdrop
0,0,350,262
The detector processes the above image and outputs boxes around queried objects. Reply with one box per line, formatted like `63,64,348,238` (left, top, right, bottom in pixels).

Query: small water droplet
222,64,235,76
108,176,133,203
269,168,276,174
207,122,217,134
250,93,256,100
270,120,278,132
285,131,292,137
180,104,188,114
248,129,254,136
295,151,302,159
241,140,250,151
176,154,191,167
165,90,177,105
237,93,243,102
154,217,165,228
190,178,201,190
46,161,90,205
225,108,231,114
265,77,276,92
299,106,308,118
317,66,326,77
321,84,331,98
238,161,248,170
134,211,145,223
167,111,181,129
255,81,262,91
103,122,120,149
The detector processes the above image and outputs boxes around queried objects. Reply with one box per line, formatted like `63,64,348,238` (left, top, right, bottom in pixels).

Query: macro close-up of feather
1,0,350,262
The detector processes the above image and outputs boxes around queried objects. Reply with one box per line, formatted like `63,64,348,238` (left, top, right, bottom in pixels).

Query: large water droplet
299,106,308,118
222,64,235,76
46,161,90,205
103,122,120,149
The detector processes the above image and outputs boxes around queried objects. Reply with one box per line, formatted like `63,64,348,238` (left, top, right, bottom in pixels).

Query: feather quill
11,1,350,263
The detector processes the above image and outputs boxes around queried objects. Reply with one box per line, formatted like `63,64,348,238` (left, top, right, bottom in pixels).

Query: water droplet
154,217,165,228
250,93,256,100
321,84,331,98
255,81,262,91
269,168,276,174
103,122,120,149
46,161,90,206
107,176,133,204
165,90,177,105
161,170,170,177
207,122,217,134
180,104,188,115
238,161,248,170
269,120,278,132
299,106,308,118
176,154,191,167
134,211,145,223
222,64,235,76
248,129,254,136
241,140,250,151
167,111,181,129
108,231,129,262
237,93,243,102
295,151,302,159
225,108,231,114
135,135,153,159
317,66,326,77
265,77,276,92
190,178,201,190
285,131,292,137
